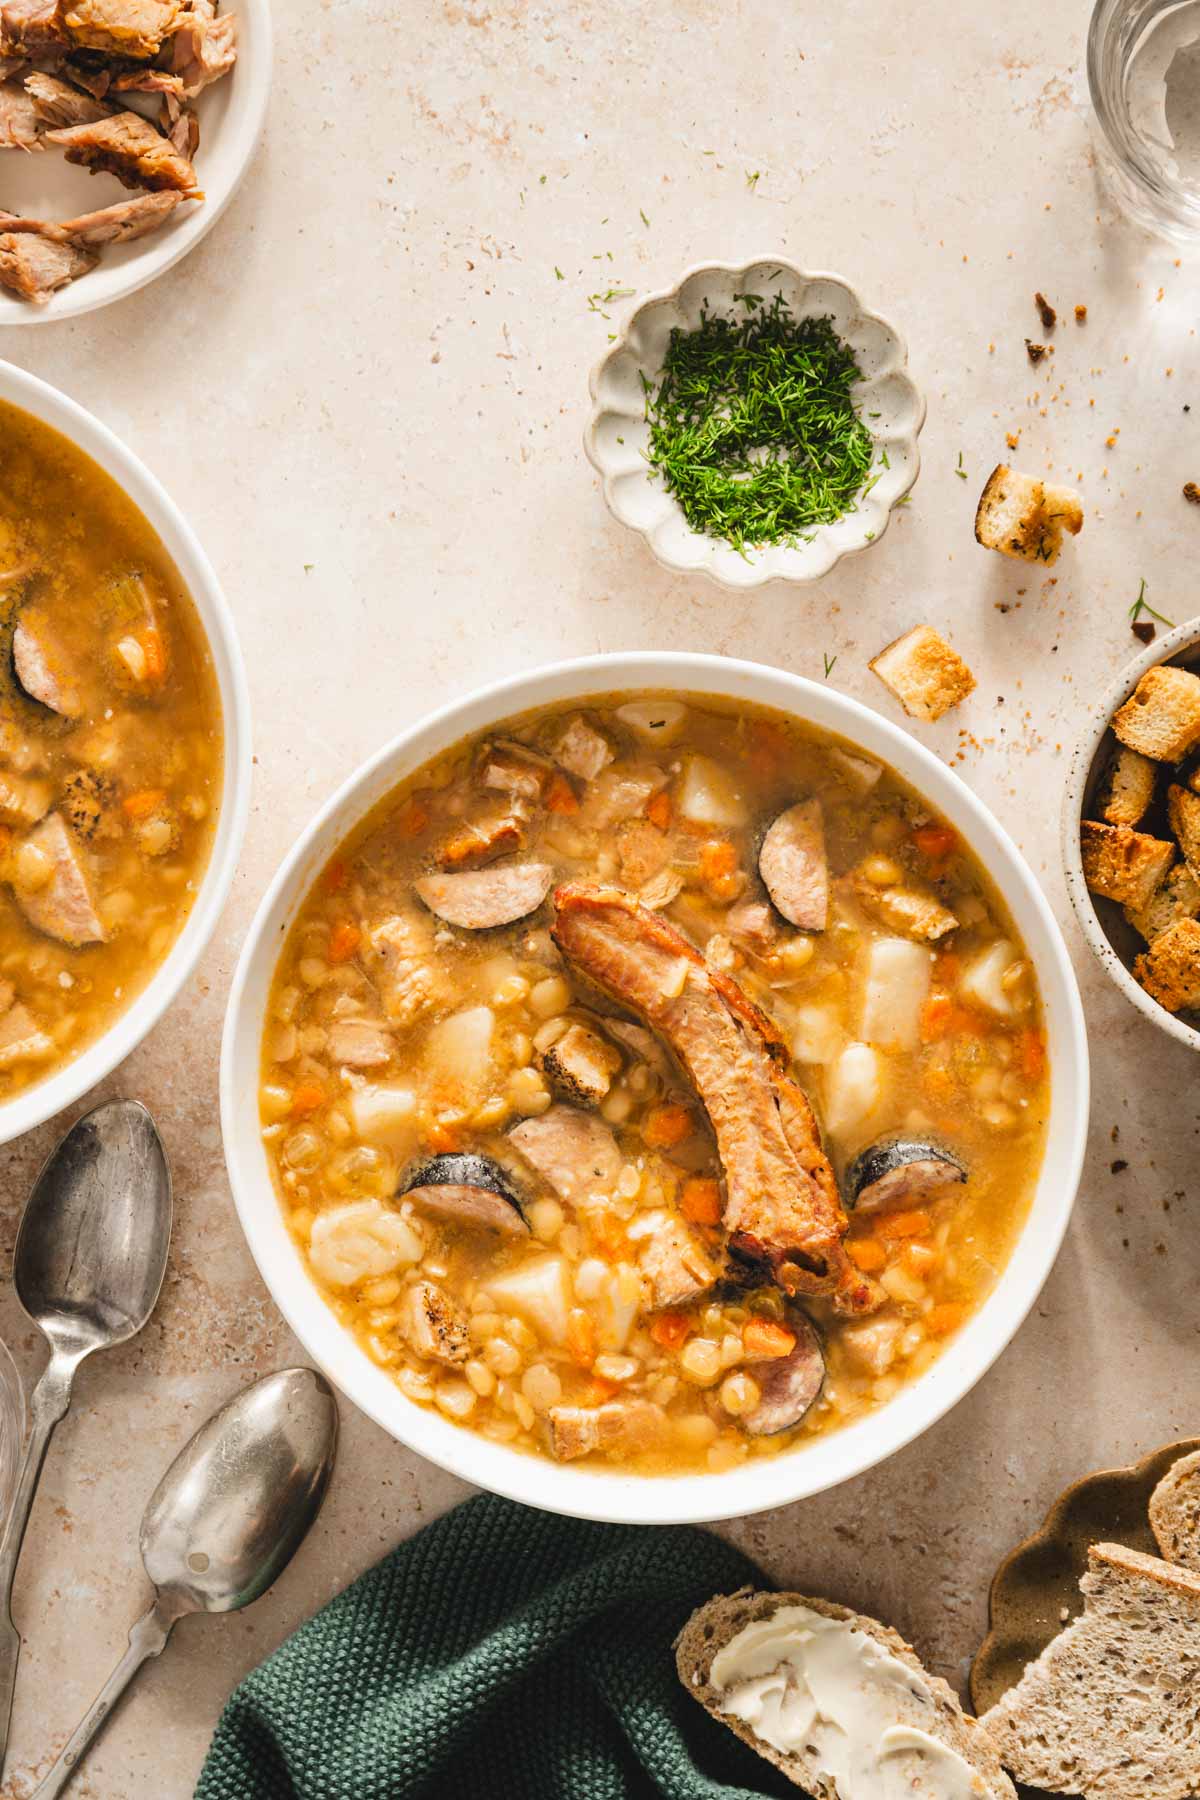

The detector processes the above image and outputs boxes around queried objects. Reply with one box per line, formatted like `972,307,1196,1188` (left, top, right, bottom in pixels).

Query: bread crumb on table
975,465,1083,566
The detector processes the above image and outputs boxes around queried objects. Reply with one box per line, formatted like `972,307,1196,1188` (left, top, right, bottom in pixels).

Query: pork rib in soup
260,694,1049,1476
0,399,222,1100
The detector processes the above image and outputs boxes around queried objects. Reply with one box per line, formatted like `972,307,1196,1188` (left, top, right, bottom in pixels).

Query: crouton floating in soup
0,397,221,1102
259,693,1049,1475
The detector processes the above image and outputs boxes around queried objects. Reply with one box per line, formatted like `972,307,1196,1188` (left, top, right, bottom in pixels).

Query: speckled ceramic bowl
1062,616,1200,1051
583,258,925,589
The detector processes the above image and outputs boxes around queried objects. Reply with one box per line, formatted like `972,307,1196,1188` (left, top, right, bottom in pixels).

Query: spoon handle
0,1354,77,1771
30,1598,177,1800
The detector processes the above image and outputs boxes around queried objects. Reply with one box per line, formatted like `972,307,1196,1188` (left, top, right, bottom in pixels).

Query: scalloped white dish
584,258,925,589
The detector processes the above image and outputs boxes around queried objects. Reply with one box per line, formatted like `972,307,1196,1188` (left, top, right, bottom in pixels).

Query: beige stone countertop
3,0,1200,1791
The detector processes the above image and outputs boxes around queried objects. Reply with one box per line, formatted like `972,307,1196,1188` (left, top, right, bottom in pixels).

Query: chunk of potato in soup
260,694,1048,1476
0,399,222,1100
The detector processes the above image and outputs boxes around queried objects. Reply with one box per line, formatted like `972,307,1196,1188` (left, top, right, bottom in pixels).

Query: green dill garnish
554,266,564,281
639,207,650,227
745,170,761,189
823,652,838,678
956,450,968,480
539,174,547,184
588,286,634,317
1129,578,1174,627
641,295,876,553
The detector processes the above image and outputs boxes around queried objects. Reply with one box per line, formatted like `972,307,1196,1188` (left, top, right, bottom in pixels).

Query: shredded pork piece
46,109,200,193
0,230,96,300
170,0,236,96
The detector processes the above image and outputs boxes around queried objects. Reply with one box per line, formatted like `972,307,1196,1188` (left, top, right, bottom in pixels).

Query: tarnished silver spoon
0,1100,172,1772
32,1366,338,1798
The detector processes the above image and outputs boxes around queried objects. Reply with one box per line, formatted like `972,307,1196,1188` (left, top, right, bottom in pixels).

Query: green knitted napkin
196,1490,793,1800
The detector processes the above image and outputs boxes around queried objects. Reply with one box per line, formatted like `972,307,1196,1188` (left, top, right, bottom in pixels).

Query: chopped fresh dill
639,207,650,227
956,451,968,481
823,652,838,678
539,174,547,184
1129,578,1175,627
642,295,876,554
554,266,564,281
746,170,761,189
588,286,634,317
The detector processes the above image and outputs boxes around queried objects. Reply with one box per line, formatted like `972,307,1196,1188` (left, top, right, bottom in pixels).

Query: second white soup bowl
222,654,1088,1525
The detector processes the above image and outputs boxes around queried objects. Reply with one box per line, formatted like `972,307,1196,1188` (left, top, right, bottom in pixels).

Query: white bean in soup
259,694,1049,1477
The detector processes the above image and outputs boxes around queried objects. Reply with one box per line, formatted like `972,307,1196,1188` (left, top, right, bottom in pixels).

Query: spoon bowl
142,1366,339,1614
14,1100,172,1359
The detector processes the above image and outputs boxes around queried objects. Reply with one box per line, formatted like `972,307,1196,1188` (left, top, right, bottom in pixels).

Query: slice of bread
981,1543,1200,1799
1094,744,1156,828
869,625,976,723
1125,860,1200,942
975,464,1083,565
1080,819,1175,910
1149,1449,1200,1572
1112,665,1200,762
675,1587,1016,1799
1133,915,1200,1011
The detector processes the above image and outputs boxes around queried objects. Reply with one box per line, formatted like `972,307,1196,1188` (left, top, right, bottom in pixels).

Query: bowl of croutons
1064,619,1200,1047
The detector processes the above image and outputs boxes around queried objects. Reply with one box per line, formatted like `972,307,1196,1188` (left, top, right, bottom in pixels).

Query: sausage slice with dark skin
743,1309,826,1434
551,881,868,1311
414,862,553,930
844,1138,967,1214
759,799,828,931
400,1153,530,1236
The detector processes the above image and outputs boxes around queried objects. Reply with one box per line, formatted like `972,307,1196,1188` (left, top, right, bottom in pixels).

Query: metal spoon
0,1100,172,1770
32,1366,338,1798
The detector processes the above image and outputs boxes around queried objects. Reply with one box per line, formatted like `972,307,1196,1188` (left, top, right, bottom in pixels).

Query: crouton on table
869,625,976,723
975,464,1083,565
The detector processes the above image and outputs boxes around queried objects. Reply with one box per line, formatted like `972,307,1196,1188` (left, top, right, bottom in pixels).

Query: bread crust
675,1586,1016,1799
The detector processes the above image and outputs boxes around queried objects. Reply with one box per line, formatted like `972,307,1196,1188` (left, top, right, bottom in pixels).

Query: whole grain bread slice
675,1587,1015,1799
1149,1448,1200,1572
981,1542,1200,1799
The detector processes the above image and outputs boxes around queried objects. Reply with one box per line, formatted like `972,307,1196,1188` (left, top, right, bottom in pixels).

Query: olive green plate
970,1437,1200,1723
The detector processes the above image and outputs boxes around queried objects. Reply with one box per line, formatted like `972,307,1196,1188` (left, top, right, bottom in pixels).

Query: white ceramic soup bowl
222,653,1088,1525
0,360,251,1145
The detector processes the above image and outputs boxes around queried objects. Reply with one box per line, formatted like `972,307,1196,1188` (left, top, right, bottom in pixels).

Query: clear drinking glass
1089,0,1200,240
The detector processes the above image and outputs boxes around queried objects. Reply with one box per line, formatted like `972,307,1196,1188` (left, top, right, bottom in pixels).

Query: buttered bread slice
676,1588,1015,1799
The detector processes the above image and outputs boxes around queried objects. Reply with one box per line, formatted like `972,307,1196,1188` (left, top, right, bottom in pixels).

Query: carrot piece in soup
138,626,167,681
913,823,957,860
847,1237,886,1273
289,1082,326,1118
680,1177,722,1226
122,788,167,820
743,1318,796,1359
650,1311,692,1350
324,858,348,892
545,772,579,815
646,789,672,831
1019,1028,1046,1080
876,1209,931,1240
643,1104,692,1149
328,922,362,963
926,1302,967,1336
566,1309,597,1367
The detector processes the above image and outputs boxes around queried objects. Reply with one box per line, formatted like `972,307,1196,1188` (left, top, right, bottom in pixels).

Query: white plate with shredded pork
0,0,270,321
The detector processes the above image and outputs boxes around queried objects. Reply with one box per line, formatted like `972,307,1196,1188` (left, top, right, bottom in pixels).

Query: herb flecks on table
641,296,877,555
